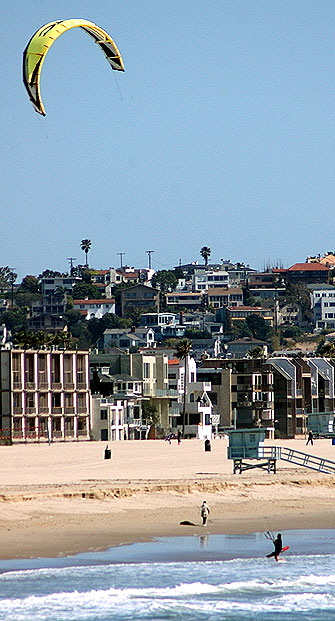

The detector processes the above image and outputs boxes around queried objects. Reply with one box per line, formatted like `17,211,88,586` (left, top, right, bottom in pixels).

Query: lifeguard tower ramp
227,429,335,475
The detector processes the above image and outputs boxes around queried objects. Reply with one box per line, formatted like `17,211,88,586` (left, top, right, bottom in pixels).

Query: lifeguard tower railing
227,428,335,475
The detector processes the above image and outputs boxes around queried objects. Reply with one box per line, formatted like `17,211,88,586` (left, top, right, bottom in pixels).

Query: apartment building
199,358,274,437
90,350,171,436
0,348,91,443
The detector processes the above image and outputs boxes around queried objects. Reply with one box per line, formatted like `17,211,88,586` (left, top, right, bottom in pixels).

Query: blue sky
2,0,335,279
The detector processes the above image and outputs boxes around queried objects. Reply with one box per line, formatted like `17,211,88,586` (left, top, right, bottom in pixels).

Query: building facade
0,348,91,443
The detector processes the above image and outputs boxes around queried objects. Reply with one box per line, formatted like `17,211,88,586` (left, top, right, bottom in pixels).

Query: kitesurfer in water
266,533,283,561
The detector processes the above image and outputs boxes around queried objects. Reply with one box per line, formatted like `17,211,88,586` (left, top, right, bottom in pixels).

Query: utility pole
117,252,125,269
146,250,154,270
67,258,76,275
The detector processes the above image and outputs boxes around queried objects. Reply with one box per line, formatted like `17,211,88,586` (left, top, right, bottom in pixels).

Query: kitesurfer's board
281,546,290,553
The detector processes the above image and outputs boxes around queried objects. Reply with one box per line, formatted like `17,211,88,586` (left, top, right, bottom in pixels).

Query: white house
307,284,335,330
101,327,155,350
73,299,116,320
167,356,213,438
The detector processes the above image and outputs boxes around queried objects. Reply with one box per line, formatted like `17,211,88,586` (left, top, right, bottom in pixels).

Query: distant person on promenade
177,430,182,445
200,500,210,526
306,430,314,445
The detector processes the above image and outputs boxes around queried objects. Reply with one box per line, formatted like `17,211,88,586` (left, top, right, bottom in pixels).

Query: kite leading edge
23,18,125,116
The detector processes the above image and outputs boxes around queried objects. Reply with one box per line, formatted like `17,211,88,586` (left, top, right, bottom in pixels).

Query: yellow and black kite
23,18,125,116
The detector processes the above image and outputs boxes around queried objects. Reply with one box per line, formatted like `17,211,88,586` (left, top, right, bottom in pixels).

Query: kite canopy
23,18,125,116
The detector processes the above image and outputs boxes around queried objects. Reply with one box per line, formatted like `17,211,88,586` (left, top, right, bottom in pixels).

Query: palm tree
200,246,211,266
175,338,192,435
80,239,91,267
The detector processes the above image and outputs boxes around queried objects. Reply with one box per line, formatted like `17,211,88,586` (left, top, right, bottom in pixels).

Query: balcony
65,407,75,414
38,382,49,390
26,407,36,414
190,381,211,392
77,406,88,414
39,406,49,414
13,382,23,390
52,407,63,415
25,382,36,390
143,387,179,398
77,383,87,390
13,407,23,414
64,383,75,390
51,383,62,390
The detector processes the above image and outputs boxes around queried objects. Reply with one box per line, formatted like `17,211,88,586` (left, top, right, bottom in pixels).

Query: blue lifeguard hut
307,412,334,438
227,428,280,474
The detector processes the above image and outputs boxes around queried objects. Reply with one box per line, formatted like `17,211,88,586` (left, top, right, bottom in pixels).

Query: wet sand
0,437,334,559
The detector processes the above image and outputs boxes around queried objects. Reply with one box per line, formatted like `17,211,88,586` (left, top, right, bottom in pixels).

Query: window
143,363,150,379
65,393,73,407
101,429,108,441
101,409,108,420
52,393,61,407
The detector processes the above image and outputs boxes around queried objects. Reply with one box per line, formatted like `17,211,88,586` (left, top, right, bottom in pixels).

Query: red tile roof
273,263,329,272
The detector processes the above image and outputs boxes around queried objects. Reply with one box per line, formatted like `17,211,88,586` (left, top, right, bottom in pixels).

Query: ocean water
0,530,334,621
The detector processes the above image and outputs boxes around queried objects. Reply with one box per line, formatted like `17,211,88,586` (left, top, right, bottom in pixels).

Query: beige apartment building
0,348,91,443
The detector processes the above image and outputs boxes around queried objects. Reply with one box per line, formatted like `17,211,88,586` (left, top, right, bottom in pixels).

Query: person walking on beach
306,430,314,445
177,429,182,445
266,533,283,561
200,500,210,526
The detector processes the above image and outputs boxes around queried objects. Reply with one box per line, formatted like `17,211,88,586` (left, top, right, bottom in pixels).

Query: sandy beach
0,436,335,560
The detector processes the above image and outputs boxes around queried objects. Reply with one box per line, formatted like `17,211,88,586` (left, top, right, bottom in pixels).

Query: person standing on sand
177,430,182,445
200,500,210,526
306,430,314,445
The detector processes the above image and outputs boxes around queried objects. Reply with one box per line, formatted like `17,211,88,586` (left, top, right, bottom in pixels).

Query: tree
231,320,252,339
175,338,192,435
81,239,92,267
247,346,265,358
72,282,100,300
38,269,67,278
0,267,17,288
246,315,272,341
151,270,178,293
316,340,335,357
284,283,313,324
19,275,41,294
0,307,28,333
200,246,211,266
142,400,159,426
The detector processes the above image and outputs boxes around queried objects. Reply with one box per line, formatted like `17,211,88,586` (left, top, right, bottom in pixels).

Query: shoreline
1,438,335,560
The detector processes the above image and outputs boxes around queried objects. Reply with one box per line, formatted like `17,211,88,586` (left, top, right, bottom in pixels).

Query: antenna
146,250,154,270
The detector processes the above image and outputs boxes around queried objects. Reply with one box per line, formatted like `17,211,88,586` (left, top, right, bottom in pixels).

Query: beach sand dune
0,437,334,559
